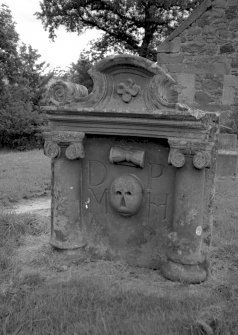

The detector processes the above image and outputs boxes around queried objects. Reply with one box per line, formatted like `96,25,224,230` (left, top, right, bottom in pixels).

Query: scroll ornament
47,80,88,105
44,141,61,159
168,149,185,168
109,147,145,168
65,142,85,160
193,151,211,169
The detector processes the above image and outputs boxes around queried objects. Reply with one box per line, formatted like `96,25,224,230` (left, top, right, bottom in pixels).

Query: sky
3,0,101,70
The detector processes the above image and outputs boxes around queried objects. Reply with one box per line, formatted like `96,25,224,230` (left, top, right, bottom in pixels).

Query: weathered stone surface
195,91,215,105
220,43,236,54
186,26,202,41
46,80,88,106
213,0,227,9
44,141,61,159
181,42,206,55
218,133,237,149
228,0,238,6
222,75,238,105
176,73,195,104
161,260,207,284
225,6,238,19
157,54,184,64
229,19,238,32
203,25,217,42
217,150,238,176
43,54,219,284
157,37,181,53
165,62,229,75
216,28,232,41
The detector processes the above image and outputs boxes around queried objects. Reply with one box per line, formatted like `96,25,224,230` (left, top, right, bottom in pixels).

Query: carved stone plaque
81,135,175,268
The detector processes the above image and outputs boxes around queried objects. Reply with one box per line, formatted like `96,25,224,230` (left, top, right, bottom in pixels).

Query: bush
0,84,44,150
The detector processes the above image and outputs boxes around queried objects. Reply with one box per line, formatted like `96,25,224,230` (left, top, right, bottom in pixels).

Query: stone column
44,131,85,249
161,138,213,283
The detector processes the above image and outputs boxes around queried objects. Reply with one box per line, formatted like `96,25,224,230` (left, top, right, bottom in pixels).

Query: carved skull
109,174,143,216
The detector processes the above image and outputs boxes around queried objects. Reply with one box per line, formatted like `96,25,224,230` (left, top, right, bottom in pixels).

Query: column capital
44,131,85,160
168,137,214,169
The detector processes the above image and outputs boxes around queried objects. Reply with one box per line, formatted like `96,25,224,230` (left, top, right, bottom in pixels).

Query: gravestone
43,55,219,283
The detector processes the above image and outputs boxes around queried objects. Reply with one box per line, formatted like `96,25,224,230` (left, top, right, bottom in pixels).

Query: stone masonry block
218,133,237,149
217,150,238,177
157,54,184,64
176,73,195,104
165,62,229,75
220,43,236,54
157,37,181,53
213,0,227,9
228,0,238,6
222,75,238,105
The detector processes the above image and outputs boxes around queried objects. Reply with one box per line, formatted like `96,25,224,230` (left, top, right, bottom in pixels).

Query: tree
0,4,51,150
67,55,94,92
0,4,19,84
37,0,203,61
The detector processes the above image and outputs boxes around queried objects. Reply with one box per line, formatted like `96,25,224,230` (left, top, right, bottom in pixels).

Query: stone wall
157,0,238,132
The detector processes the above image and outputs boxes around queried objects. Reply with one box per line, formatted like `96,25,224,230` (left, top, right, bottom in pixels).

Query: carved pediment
45,54,179,113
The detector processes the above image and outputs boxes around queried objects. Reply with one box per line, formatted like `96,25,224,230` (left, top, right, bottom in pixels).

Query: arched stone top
43,54,219,145
45,54,179,112
91,54,175,77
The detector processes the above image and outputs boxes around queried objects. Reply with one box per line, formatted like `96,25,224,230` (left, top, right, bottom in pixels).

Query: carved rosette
44,131,85,161
116,78,141,103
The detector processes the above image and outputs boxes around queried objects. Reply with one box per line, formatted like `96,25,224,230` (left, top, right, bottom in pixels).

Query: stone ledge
164,62,230,75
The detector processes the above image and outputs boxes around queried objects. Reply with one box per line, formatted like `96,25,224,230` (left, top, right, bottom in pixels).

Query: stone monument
43,55,219,284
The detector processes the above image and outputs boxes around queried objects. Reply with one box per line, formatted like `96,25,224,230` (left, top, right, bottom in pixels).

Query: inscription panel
82,136,175,268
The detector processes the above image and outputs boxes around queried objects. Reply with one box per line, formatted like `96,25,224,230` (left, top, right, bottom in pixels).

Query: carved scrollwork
193,151,211,169
65,142,85,160
44,141,61,159
168,149,186,168
109,147,145,168
47,80,88,105
145,72,178,109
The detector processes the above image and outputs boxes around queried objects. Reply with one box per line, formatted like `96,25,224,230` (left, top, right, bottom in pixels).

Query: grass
0,149,50,206
0,211,48,274
0,150,238,334
0,278,226,335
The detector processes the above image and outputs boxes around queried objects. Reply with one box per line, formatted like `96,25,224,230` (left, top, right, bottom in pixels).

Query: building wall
157,0,238,131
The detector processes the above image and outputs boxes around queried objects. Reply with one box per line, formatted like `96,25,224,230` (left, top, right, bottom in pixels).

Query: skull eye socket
125,191,132,196
116,191,122,195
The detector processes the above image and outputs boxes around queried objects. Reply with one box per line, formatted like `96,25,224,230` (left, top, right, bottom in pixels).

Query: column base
160,259,207,284
50,231,85,250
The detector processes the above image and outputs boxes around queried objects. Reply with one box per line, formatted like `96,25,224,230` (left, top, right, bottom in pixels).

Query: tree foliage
67,55,94,92
0,4,19,83
37,0,203,61
0,4,50,150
